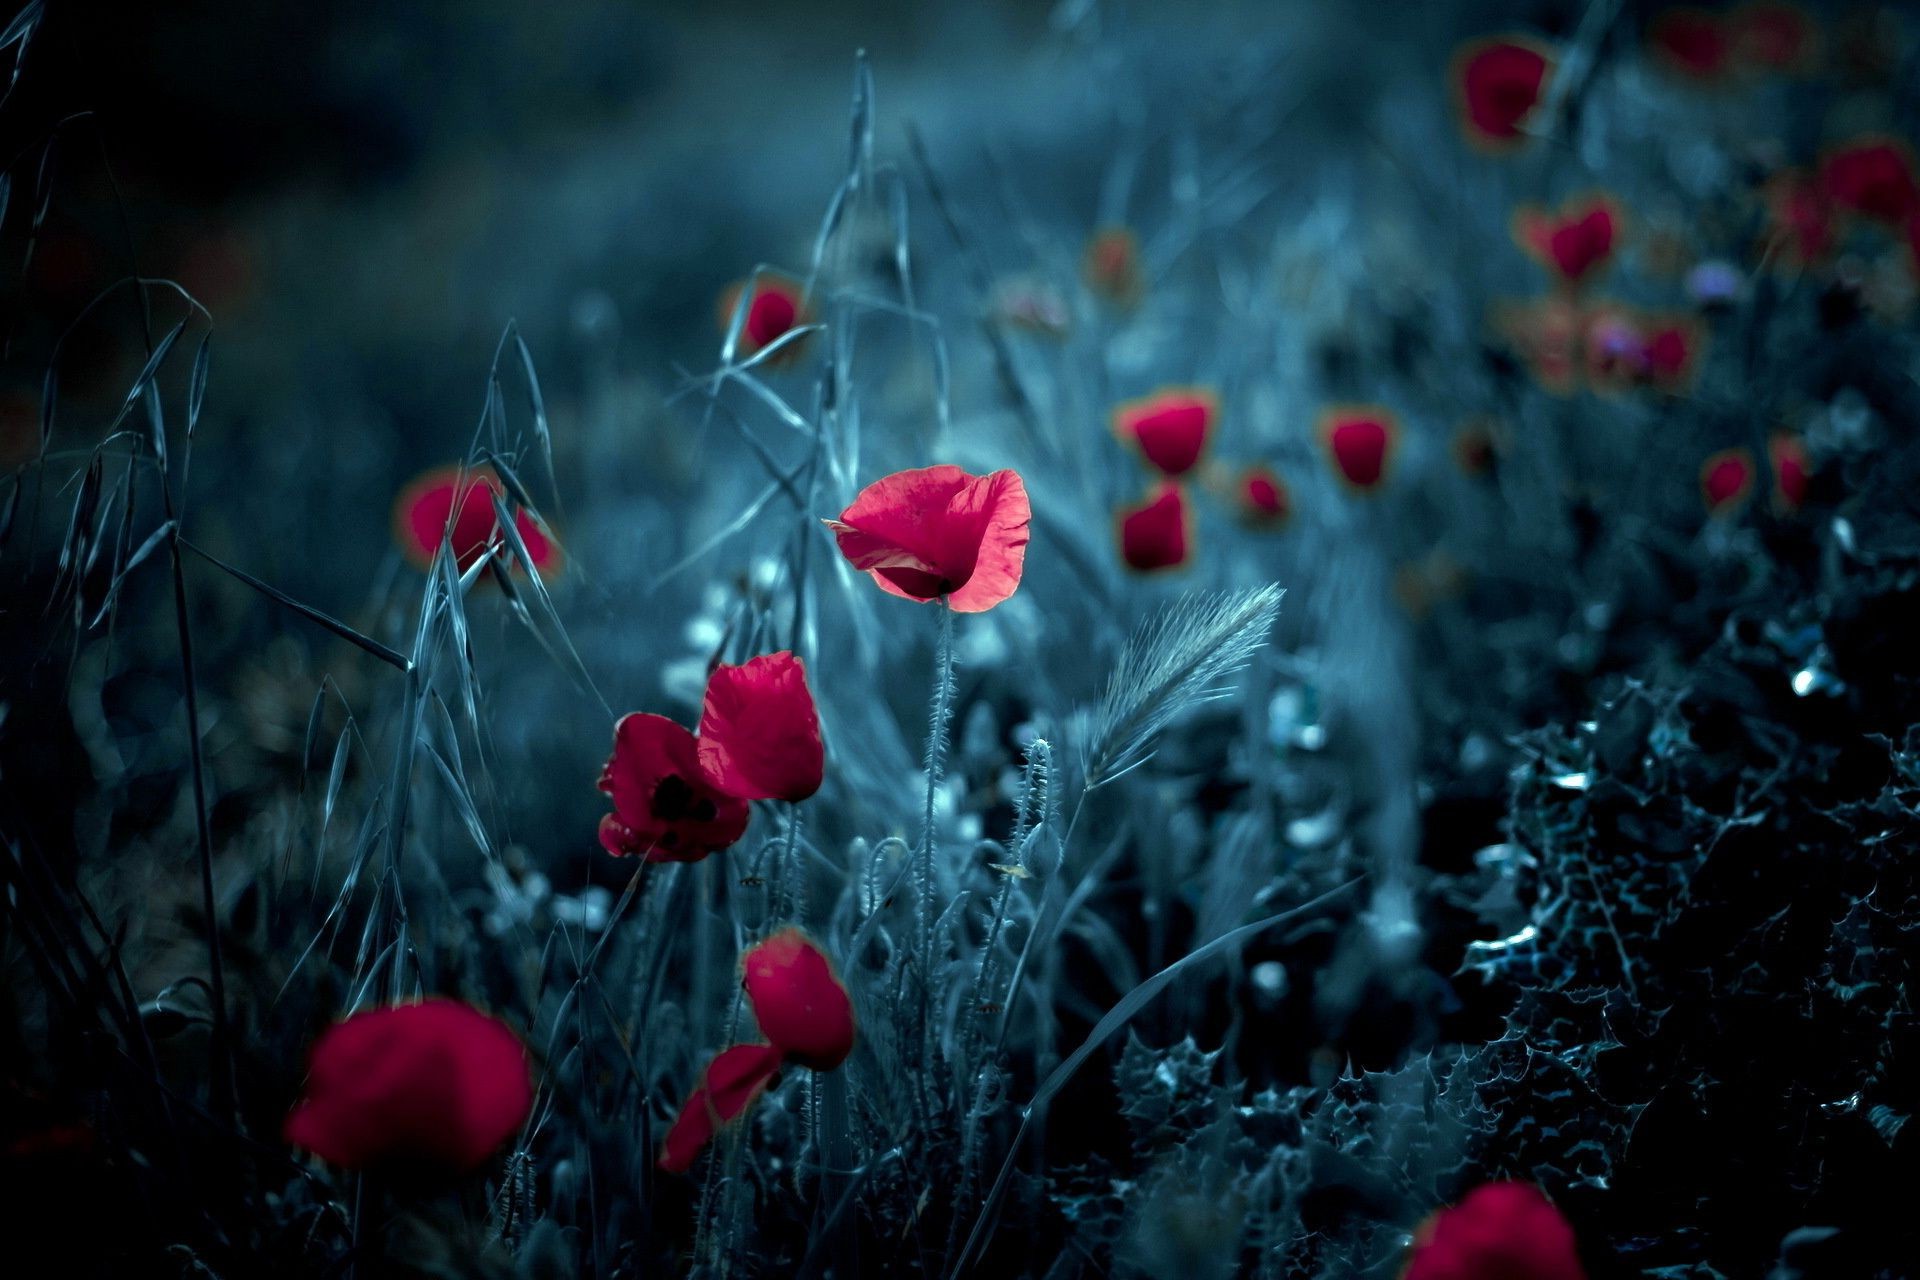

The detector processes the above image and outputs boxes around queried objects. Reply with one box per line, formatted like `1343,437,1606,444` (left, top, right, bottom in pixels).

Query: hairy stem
917,599,956,1033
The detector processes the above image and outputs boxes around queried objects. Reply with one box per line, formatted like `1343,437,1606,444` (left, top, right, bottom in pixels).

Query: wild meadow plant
4,4,1920,1277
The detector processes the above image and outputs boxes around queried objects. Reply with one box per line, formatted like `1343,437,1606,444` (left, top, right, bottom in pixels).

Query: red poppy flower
1639,317,1701,390
1113,388,1216,477
1452,36,1554,147
1650,8,1734,79
1083,226,1143,306
1236,465,1292,525
826,465,1031,612
1319,406,1399,491
1514,197,1620,286
1700,447,1757,515
1117,483,1191,571
743,928,857,1070
1733,2,1815,70
597,713,751,861
1821,139,1920,226
393,466,559,577
697,651,824,803
1763,171,1834,265
1770,432,1810,511
657,1042,785,1174
285,1000,532,1174
1405,1182,1587,1280
718,275,810,359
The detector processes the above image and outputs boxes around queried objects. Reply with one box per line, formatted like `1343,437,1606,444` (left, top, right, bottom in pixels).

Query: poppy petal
597,713,749,861
941,469,1032,612
1700,447,1757,515
1083,226,1143,305
658,1042,786,1173
1454,37,1553,145
1405,1182,1586,1280
1321,408,1399,491
1514,198,1619,285
1237,465,1292,525
1821,138,1920,226
285,1000,532,1174
1114,389,1215,478
697,651,825,802
1770,432,1810,511
1650,8,1733,79
1117,483,1191,571
743,929,856,1071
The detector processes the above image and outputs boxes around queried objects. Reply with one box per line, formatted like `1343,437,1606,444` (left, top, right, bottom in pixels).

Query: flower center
652,774,718,824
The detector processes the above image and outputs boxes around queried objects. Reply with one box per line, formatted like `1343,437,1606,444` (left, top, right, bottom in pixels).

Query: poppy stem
917,598,956,1031
781,802,806,923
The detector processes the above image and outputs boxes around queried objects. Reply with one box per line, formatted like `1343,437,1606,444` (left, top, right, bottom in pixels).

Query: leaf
952,875,1364,1277
180,538,411,670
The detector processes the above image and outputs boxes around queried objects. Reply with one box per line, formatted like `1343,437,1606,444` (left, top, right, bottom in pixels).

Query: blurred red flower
1404,1182,1586,1280
1701,447,1757,515
1650,8,1734,79
1083,226,1144,306
697,652,825,803
1733,1,1816,71
1453,36,1554,147
1639,317,1702,390
1117,483,1191,571
1821,138,1920,226
1770,432,1810,511
826,465,1031,612
659,929,854,1172
599,652,826,859
1320,406,1399,491
284,1000,532,1174
718,275,810,359
1235,465,1292,526
393,466,559,577
1113,387,1216,477
597,713,751,861
1763,170,1834,265
657,1042,785,1174
744,928,857,1070
1515,197,1620,286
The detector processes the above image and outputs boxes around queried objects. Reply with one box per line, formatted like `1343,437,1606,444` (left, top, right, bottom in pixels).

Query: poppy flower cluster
826,464,1031,611
597,651,823,861
1759,137,1920,291
1109,389,1298,569
1699,438,1810,519
284,999,533,1175
1110,389,1213,572
659,928,855,1172
1404,1182,1587,1280
1496,298,1703,396
717,274,811,361
1583,307,1703,393
392,465,560,578
1648,2,1816,81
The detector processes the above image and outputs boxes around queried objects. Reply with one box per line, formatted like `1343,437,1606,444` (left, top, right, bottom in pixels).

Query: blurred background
6,1,1920,1275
